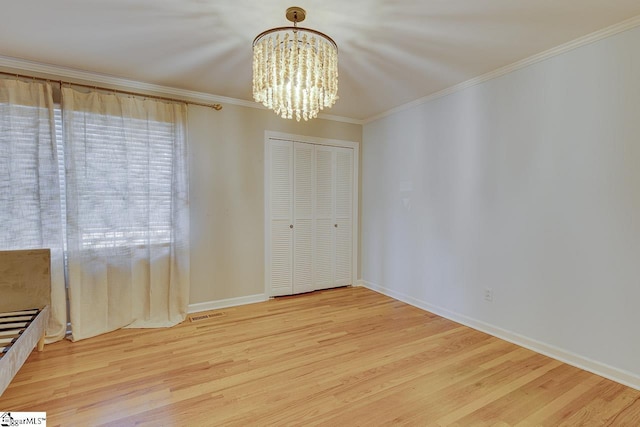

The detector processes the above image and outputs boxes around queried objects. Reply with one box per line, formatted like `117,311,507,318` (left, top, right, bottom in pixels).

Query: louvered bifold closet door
293,143,314,294
334,147,354,286
267,138,355,296
314,146,336,290
269,141,294,296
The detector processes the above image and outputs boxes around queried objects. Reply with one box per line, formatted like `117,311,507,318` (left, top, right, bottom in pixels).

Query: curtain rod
0,71,223,111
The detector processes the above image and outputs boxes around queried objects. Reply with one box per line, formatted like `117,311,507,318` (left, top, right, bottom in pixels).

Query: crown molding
363,14,640,124
0,55,249,105
0,55,362,125
316,112,363,125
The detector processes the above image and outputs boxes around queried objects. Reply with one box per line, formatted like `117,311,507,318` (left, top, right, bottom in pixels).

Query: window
2,81,190,341
58,108,176,249
0,100,61,250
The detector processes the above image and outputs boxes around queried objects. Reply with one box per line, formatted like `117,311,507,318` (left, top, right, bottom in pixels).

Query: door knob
334,224,338,228
290,224,294,229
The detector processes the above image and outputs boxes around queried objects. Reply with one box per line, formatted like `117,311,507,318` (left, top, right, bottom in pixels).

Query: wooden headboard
0,249,51,312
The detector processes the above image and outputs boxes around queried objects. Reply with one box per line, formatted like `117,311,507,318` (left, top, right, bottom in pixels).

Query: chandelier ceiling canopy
252,7,338,121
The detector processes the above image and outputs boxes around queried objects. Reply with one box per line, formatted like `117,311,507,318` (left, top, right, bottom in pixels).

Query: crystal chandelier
253,7,338,121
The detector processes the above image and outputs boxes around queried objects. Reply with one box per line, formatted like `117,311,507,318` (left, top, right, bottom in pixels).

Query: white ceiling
2,1,640,122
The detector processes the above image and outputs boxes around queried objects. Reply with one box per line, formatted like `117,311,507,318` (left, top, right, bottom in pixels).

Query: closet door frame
264,131,359,297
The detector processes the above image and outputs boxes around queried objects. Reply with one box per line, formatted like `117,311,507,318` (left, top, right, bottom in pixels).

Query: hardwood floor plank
0,287,637,426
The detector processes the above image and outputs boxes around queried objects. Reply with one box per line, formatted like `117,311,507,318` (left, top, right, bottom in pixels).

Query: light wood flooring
1,287,639,426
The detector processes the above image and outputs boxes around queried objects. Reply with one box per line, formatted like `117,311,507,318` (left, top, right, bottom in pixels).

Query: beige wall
188,103,362,304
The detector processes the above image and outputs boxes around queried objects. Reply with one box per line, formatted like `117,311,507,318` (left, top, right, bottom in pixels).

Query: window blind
63,109,176,249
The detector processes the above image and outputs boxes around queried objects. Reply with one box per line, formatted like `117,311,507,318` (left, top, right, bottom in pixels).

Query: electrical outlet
484,288,493,302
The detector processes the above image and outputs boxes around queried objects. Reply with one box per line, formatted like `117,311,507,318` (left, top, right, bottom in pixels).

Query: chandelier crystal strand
294,32,303,121
290,30,297,120
297,33,304,121
280,33,287,117
302,33,309,121
268,36,275,108
252,7,338,121
324,43,331,107
311,36,319,116
275,34,281,115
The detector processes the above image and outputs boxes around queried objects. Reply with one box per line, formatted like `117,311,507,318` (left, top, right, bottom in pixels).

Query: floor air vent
189,312,225,322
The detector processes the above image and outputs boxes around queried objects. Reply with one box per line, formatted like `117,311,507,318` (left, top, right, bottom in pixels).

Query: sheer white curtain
0,79,67,342
62,88,190,341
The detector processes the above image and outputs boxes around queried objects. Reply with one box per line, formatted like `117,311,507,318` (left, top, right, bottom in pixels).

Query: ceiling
2,1,640,122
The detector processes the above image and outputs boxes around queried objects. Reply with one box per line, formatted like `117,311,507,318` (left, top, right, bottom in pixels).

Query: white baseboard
188,293,268,314
362,280,640,391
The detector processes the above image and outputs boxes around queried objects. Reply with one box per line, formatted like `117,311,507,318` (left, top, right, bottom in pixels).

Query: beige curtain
0,79,67,342
62,88,190,341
